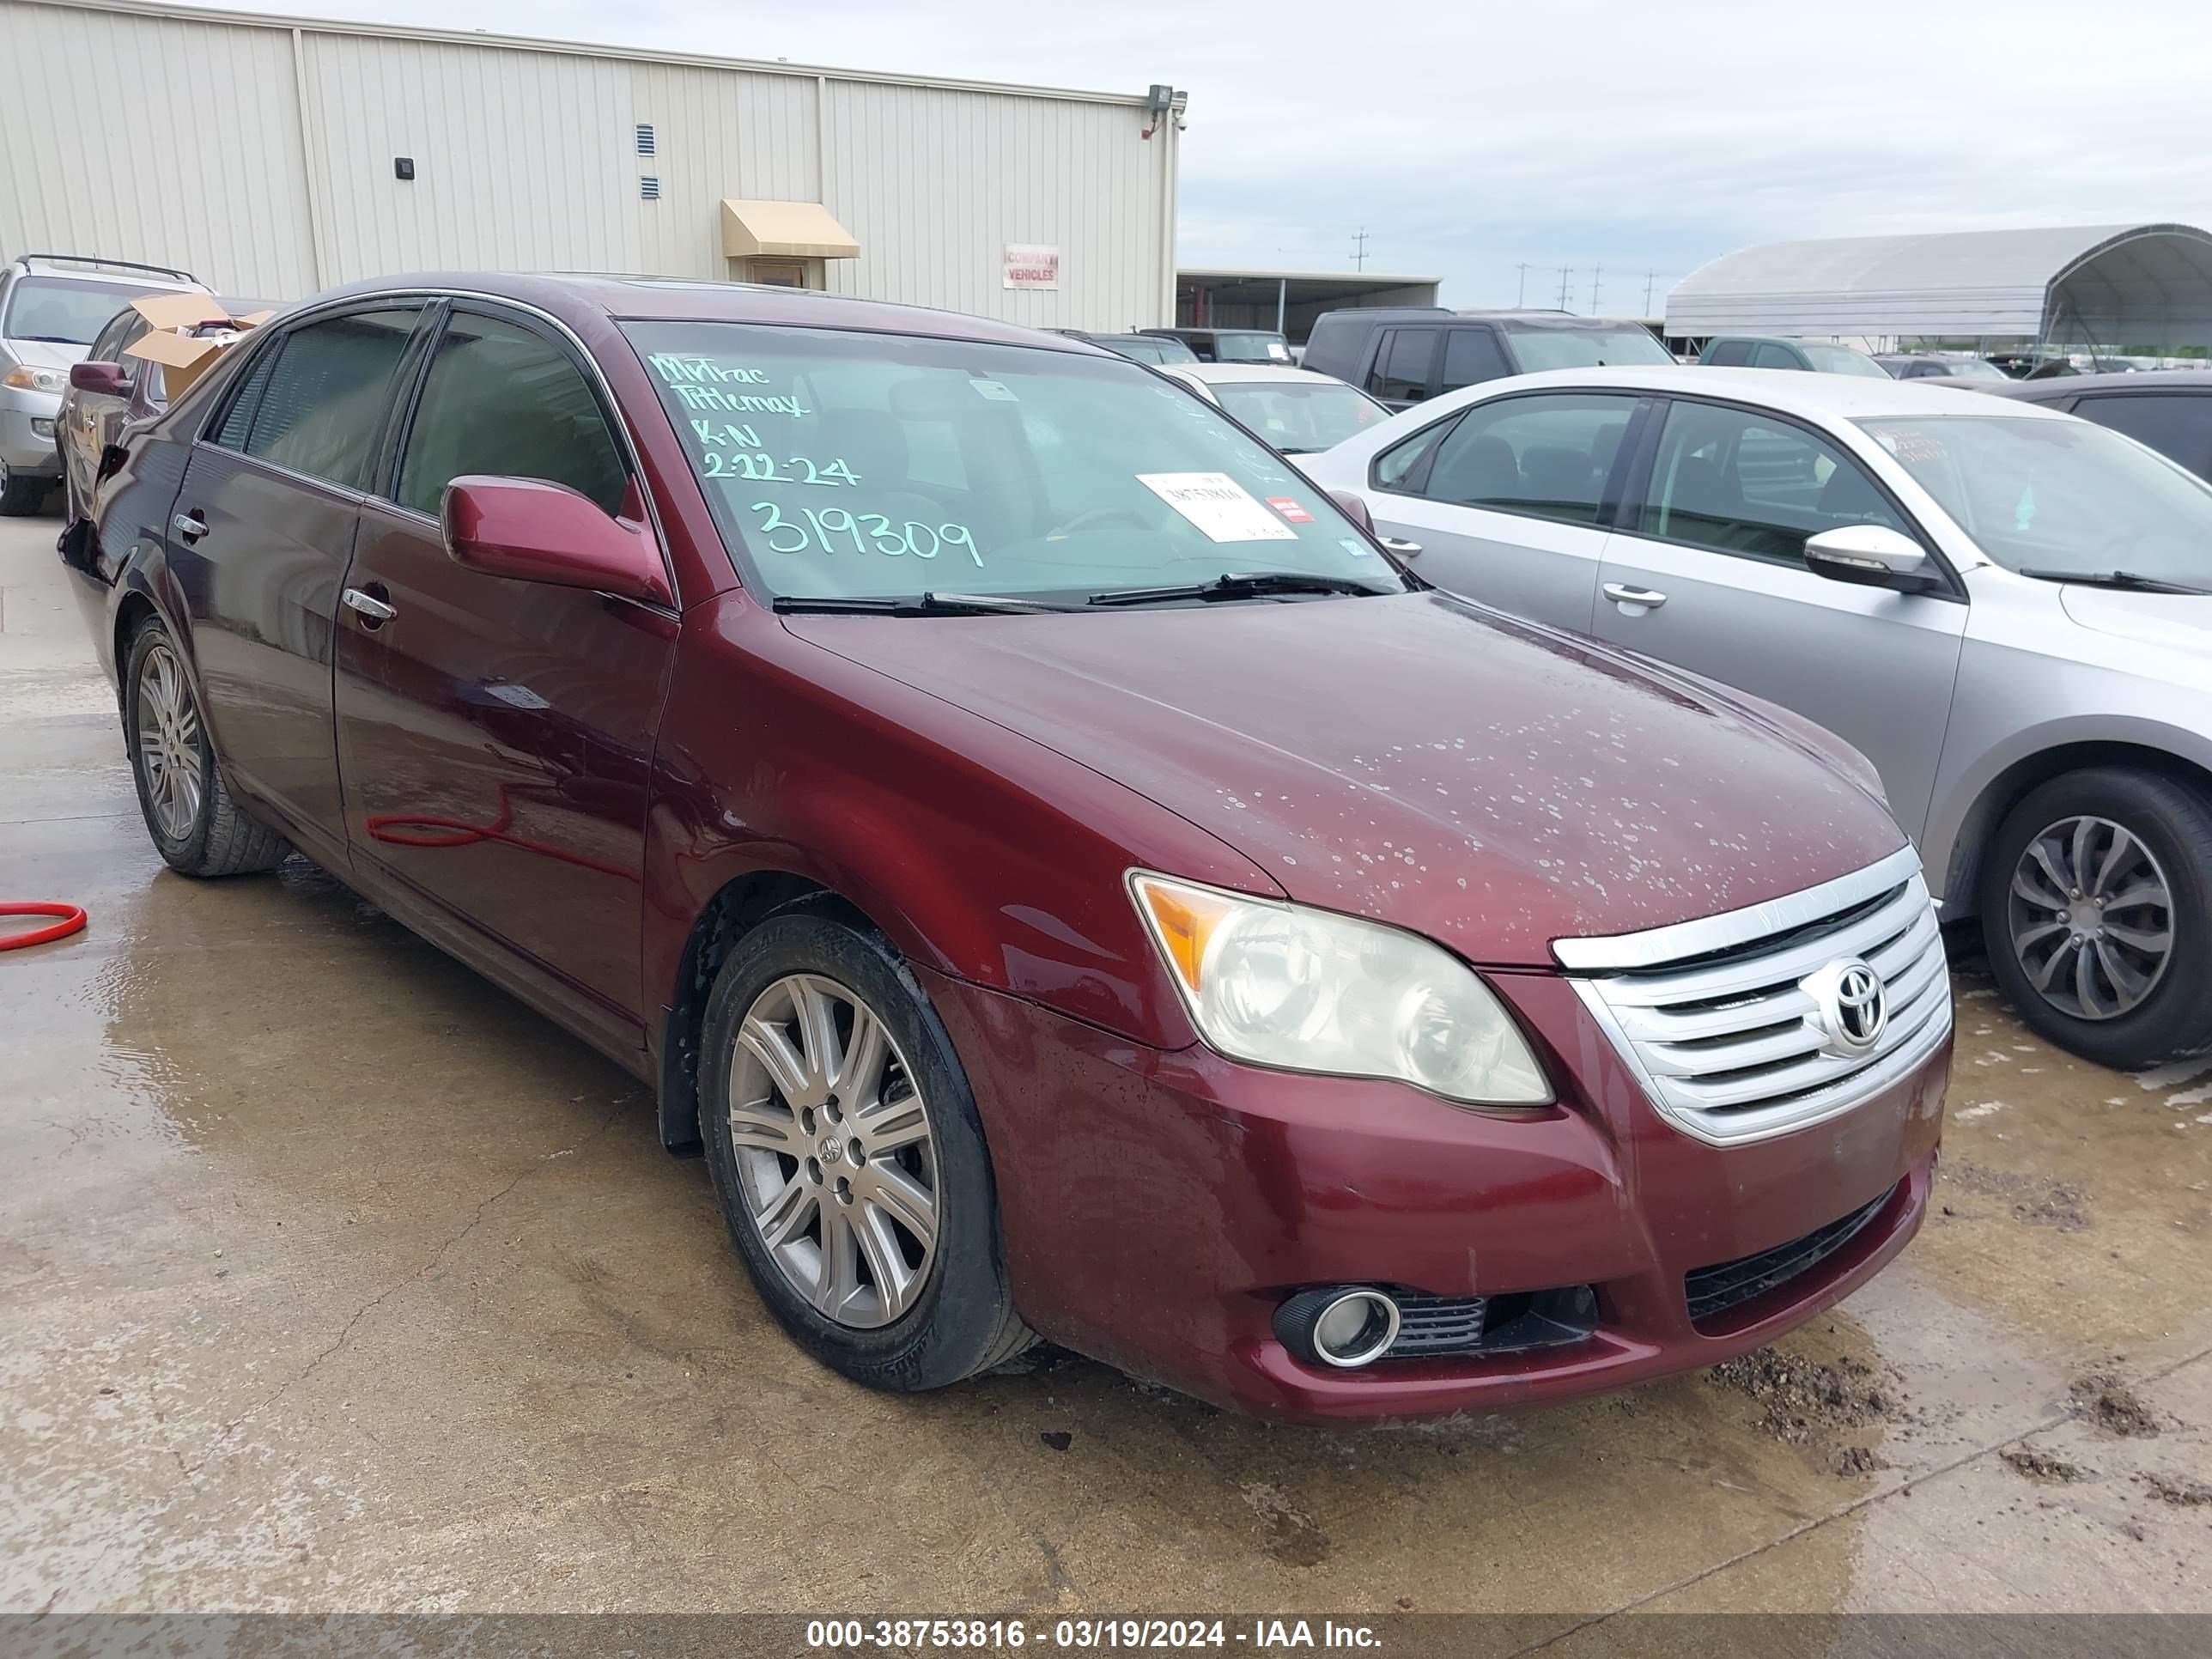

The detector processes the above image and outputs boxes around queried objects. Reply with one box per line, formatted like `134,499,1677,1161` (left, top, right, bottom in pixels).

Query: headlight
1127,872,1552,1105
3,365,66,394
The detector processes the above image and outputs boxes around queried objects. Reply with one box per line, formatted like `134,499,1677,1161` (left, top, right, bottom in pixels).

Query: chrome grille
1563,848,1953,1145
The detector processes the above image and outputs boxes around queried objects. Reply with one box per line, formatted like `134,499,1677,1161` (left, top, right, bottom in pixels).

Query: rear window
1801,343,1893,379
1501,321,1672,371
1212,333,1291,364
1210,379,1389,453
625,321,1396,603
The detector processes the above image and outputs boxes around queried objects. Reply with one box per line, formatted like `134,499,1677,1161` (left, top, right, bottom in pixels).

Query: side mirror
1805,524,1941,594
69,361,129,396
1328,489,1374,533
442,476,672,607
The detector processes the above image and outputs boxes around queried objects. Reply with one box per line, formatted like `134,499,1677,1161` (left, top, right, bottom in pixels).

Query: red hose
0,902,87,951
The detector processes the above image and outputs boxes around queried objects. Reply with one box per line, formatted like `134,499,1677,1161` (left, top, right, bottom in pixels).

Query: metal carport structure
1666,223,2212,349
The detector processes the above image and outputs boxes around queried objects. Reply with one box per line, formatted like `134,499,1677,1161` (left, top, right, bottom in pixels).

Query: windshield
1105,335,1198,365
2,277,165,346
1935,357,2008,381
1211,379,1389,453
1498,321,1673,371
1212,333,1291,363
1802,343,1892,378
1861,414,2212,582
626,322,1403,604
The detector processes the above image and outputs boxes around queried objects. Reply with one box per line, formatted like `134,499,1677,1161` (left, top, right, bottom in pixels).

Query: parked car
56,294,278,528
1048,329,1198,366
1986,352,2077,380
1159,362,1390,453
1875,355,2013,384
1699,337,1892,377
1304,364,2212,1071
1301,307,1674,411
1987,371,2212,482
1135,326,1291,364
70,276,1947,1422
1,253,204,514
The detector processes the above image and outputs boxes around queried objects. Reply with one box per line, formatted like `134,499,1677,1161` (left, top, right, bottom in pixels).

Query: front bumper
2,389,64,473
924,965,1947,1424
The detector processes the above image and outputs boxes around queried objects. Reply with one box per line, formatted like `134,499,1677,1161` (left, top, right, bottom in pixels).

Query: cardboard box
123,294,276,399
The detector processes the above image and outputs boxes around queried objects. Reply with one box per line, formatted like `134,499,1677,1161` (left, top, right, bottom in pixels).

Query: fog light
1273,1285,1402,1370
31,417,54,439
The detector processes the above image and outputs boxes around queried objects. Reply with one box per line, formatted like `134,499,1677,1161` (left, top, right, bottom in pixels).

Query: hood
2061,585,2212,652
784,592,1907,968
3,339,85,370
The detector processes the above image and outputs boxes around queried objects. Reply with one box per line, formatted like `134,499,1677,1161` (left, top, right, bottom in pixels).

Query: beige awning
720,199,860,261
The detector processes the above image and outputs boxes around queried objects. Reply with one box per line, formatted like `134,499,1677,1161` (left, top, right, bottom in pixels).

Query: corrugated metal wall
1,0,1177,326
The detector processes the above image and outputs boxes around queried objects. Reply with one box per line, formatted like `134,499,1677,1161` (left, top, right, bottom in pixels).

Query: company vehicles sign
1002,244,1060,290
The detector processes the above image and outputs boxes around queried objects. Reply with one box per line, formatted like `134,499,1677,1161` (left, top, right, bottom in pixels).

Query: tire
123,617,292,878
1979,766,2212,1069
699,908,1033,1389
0,455,48,516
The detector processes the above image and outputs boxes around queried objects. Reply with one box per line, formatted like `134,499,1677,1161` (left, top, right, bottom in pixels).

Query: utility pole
1351,226,1369,271
1644,269,1658,315
1516,262,1532,307
1589,264,1603,313
1556,266,1572,311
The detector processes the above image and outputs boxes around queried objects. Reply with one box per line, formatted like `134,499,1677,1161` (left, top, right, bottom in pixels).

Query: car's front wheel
1980,767,2212,1069
123,617,291,877
700,908,1032,1389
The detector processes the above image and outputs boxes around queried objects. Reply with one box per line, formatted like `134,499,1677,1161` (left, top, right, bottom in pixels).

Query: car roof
1987,368,2212,400
1168,363,1353,386
307,271,1104,354
1465,364,2077,422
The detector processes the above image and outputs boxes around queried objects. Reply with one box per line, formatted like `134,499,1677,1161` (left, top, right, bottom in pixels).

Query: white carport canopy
1666,223,2212,345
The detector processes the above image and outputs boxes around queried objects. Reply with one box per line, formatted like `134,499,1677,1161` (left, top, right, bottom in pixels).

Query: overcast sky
253,0,2212,311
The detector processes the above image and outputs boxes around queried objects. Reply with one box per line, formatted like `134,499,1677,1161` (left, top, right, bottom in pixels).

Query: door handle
342,586,397,625
170,512,207,544
1603,581,1668,611
1378,536,1423,557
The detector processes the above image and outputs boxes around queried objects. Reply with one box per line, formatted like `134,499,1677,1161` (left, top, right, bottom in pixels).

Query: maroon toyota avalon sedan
66,274,1950,1422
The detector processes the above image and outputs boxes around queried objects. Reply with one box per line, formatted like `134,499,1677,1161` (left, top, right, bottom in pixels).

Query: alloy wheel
2006,814,2174,1020
135,640,205,842
727,972,940,1328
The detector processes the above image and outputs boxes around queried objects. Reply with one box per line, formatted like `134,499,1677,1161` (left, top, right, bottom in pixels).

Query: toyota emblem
1802,957,1889,1058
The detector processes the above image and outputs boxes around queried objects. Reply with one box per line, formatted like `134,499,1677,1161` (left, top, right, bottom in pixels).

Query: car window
1638,400,1906,563
1801,343,1892,379
397,310,628,518
1370,330,1437,402
2069,393,2212,481
1439,328,1510,393
1210,379,1389,453
1751,343,1800,370
1497,322,1672,370
1416,393,1638,526
86,308,136,365
1372,416,1458,490
3,276,167,347
1707,340,1753,367
239,308,421,489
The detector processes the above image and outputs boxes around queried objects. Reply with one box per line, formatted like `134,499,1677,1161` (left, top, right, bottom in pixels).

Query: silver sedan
1303,365,2212,1072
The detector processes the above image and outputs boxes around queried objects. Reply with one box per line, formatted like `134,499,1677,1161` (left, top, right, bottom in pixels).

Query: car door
1751,343,1801,370
1364,390,1648,634
2063,391,2212,483
333,301,678,1039
166,303,428,846
1590,396,1968,842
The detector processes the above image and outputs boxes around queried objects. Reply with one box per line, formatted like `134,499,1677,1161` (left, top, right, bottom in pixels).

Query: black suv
1990,370,2212,482
1300,307,1674,410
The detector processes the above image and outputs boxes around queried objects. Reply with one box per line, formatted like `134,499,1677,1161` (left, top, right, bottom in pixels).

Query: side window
210,336,283,449
87,310,134,364
1369,329,1437,402
1707,340,1753,367
1372,416,1460,491
1439,328,1510,393
1637,400,1906,564
241,308,422,489
2071,394,2212,480
1417,393,1638,526
1751,343,1800,369
396,311,629,518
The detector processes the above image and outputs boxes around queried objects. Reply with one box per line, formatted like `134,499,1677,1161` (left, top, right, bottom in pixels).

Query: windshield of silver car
624,322,1402,603
1859,414,2212,585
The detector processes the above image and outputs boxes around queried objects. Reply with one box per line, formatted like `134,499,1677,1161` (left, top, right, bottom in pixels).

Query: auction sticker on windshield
1138,472,1299,543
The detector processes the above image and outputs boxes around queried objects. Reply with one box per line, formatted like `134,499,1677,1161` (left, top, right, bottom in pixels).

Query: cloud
242,0,2212,307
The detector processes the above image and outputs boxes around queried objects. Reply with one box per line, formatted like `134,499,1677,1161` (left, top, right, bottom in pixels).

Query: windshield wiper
2015,568,2212,596
772,591,1071,617
1087,571,1398,608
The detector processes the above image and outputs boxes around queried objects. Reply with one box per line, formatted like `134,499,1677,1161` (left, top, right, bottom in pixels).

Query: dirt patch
1945,1161,2090,1231
2069,1371,2160,1437
2139,1472,2212,1507
1832,1444,1884,1477
2001,1446,2089,1483
1710,1346,1897,1445
1239,1482,1332,1568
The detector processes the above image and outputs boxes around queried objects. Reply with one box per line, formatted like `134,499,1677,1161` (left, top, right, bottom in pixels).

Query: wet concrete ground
2,514,2207,1619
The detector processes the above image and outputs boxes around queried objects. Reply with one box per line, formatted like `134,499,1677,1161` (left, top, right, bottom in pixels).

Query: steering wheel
1045,507,1154,540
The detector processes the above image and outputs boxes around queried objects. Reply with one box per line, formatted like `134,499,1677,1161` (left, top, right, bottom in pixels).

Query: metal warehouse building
0,0,1186,326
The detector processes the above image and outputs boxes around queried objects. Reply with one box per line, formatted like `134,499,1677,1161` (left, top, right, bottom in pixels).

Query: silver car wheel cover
2007,813,2174,1021
135,640,205,842
728,972,940,1328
